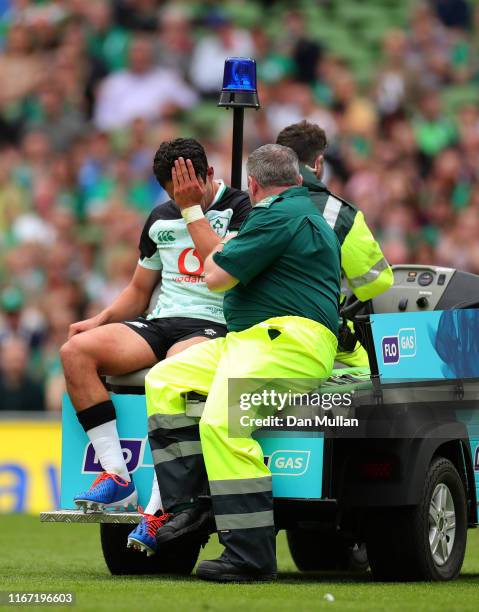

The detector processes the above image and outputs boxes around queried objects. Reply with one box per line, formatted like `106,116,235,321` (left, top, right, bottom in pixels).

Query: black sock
76,400,116,433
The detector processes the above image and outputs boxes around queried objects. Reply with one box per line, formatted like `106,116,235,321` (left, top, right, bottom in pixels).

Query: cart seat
106,364,373,398
106,369,151,391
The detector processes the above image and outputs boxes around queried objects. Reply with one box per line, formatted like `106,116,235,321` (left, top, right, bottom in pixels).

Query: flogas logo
382,327,416,365
266,450,310,476
82,438,147,473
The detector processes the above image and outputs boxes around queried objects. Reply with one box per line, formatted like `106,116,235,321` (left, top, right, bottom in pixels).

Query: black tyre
365,457,467,581
100,523,201,575
287,528,369,573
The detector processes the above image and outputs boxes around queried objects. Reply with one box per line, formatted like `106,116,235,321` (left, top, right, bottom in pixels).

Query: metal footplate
40,510,142,524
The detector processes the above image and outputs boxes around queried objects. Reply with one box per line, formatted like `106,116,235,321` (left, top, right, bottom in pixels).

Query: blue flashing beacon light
218,57,260,109
218,57,261,189
222,57,257,92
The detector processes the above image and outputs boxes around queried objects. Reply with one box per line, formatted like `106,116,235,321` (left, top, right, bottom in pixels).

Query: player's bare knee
60,340,74,370
60,337,96,378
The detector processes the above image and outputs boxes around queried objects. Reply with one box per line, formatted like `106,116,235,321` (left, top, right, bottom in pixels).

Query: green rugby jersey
139,181,251,324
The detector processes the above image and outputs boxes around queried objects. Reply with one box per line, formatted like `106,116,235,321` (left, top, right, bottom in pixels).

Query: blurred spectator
85,0,130,72
375,30,408,120
26,81,86,152
0,23,46,143
94,35,197,130
114,0,159,32
436,207,479,272
413,89,456,171
156,5,193,76
0,24,45,106
0,1,479,411
0,287,44,350
405,4,450,83
281,11,323,84
0,151,28,236
189,11,253,96
432,0,472,30
0,337,45,411
41,303,76,412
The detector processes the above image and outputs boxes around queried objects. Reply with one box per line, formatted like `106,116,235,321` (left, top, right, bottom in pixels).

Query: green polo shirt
213,186,341,333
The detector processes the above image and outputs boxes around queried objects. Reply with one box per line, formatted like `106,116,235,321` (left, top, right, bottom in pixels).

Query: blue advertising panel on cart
61,396,324,509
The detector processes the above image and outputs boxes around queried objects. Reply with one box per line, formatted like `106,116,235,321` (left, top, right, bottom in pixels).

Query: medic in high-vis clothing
145,144,342,582
277,121,393,367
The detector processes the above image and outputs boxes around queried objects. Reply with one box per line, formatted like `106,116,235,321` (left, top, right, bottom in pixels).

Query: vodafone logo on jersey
177,248,204,279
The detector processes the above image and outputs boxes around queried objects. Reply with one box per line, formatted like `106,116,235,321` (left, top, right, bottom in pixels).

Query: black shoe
155,505,213,545
196,556,277,583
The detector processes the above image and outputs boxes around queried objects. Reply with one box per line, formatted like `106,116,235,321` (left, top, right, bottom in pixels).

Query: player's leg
61,323,158,409
60,321,161,510
196,317,337,581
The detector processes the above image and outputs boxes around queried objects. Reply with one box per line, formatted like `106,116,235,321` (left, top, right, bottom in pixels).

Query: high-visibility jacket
301,164,393,301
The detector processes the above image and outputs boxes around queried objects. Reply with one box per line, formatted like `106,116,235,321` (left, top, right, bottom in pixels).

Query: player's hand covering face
172,157,207,209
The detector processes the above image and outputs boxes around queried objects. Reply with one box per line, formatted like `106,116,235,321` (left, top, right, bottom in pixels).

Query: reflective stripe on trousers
145,316,337,571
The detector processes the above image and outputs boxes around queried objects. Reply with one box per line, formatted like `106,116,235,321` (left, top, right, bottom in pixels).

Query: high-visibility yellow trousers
145,315,337,571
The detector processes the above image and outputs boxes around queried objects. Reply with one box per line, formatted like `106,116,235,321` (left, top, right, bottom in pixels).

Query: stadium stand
0,0,479,411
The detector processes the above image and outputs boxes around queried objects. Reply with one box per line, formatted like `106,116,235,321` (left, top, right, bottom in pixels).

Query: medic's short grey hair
246,144,300,188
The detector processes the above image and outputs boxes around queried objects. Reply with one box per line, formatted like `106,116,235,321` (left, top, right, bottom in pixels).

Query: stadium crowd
0,0,478,411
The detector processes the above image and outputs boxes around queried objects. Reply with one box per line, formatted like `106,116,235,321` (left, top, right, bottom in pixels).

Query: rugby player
60,138,251,515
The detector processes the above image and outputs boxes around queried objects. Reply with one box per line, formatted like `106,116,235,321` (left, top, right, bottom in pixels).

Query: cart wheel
365,457,467,581
287,528,369,573
100,523,202,575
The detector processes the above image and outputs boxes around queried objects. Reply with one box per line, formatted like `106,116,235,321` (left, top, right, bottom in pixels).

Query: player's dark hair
276,120,327,167
153,138,208,186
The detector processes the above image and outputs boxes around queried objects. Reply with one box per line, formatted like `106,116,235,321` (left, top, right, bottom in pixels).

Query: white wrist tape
181,205,204,224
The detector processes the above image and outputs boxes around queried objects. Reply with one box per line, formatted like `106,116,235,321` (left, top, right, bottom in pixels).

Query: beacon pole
218,58,261,190
231,107,244,190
